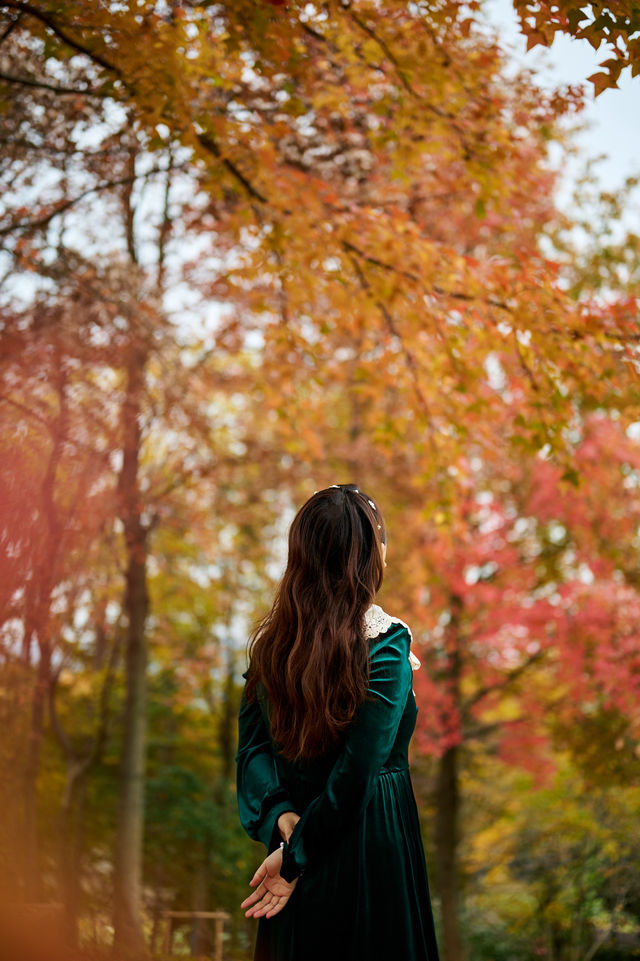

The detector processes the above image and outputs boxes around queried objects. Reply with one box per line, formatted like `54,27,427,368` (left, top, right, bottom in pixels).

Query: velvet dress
236,605,440,961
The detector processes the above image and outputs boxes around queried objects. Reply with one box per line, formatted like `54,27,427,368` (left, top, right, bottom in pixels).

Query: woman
236,484,440,961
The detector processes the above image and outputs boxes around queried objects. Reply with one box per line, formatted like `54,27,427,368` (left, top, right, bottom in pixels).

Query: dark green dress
236,607,440,961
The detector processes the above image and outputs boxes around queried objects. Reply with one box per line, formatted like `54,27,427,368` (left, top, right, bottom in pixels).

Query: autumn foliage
1,2,640,960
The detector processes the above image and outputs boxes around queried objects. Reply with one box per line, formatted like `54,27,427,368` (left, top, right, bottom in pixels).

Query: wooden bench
161,910,230,961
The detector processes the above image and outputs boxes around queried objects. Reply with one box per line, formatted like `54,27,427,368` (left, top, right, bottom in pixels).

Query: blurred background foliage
1,2,639,960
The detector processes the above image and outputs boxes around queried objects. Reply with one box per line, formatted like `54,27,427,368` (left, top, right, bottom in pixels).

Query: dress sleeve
236,679,297,852
280,623,412,882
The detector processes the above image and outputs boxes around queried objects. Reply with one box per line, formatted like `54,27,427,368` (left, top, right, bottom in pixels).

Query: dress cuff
263,799,299,853
280,840,302,882
280,815,307,881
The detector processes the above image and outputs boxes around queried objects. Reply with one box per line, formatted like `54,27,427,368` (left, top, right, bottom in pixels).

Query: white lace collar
364,604,421,670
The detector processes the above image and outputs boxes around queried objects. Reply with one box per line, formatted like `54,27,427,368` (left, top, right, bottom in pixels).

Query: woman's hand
241,846,298,920
277,810,300,843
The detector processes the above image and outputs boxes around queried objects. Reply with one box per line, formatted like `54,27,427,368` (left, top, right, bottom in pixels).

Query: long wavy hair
245,484,387,761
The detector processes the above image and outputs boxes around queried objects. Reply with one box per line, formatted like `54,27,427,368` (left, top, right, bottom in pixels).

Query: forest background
1,2,640,961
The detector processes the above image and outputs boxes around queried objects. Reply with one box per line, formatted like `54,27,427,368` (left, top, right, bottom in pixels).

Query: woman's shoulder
364,603,412,640
364,604,421,670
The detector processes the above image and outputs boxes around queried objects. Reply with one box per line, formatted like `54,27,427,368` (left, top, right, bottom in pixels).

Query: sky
483,0,640,197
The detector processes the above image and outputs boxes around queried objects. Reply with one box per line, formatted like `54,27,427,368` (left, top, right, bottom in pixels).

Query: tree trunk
435,745,465,961
22,638,51,899
59,768,87,947
113,346,150,959
219,645,236,784
22,373,66,897
434,593,465,961
49,612,119,946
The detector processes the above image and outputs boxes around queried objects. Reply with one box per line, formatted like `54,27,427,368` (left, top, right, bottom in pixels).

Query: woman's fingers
241,879,266,910
243,883,271,916
249,859,269,887
244,883,293,918
241,860,297,917
265,895,289,918
245,891,275,918
247,891,286,919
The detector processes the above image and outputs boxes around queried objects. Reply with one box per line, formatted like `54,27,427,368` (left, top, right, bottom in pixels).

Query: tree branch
345,245,440,458
348,10,416,95
0,392,53,431
0,1,122,77
462,648,545,716
0,135,128,156
0,68,111,97
0,163,183,237
49,623,121,777
87,627,121,768
196,131,268,203
156,146,173,290
0,10,21,44
48,665,74,763
342,237,512,313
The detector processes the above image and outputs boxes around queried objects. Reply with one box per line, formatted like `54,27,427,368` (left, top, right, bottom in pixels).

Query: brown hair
245,484,386,761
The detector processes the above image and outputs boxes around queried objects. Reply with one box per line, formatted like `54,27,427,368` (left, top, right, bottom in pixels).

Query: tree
512,1,640,94
2,0,636,478
466,763,640,961
395,408,640,961
0,306,117,899
2,3,640,958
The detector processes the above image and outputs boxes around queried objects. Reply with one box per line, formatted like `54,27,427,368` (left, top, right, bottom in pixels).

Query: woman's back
271,608,417,804
237,605,440,961
236,487,440,961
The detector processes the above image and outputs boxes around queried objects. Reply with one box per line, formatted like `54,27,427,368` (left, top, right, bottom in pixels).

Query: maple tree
0,118,271,961
2,2,640,960
513,1,640,95
0,308,118,903
1,0,637,476
0,13,281,952
377,405,640,961
0,301,277,952
236,338,640,961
